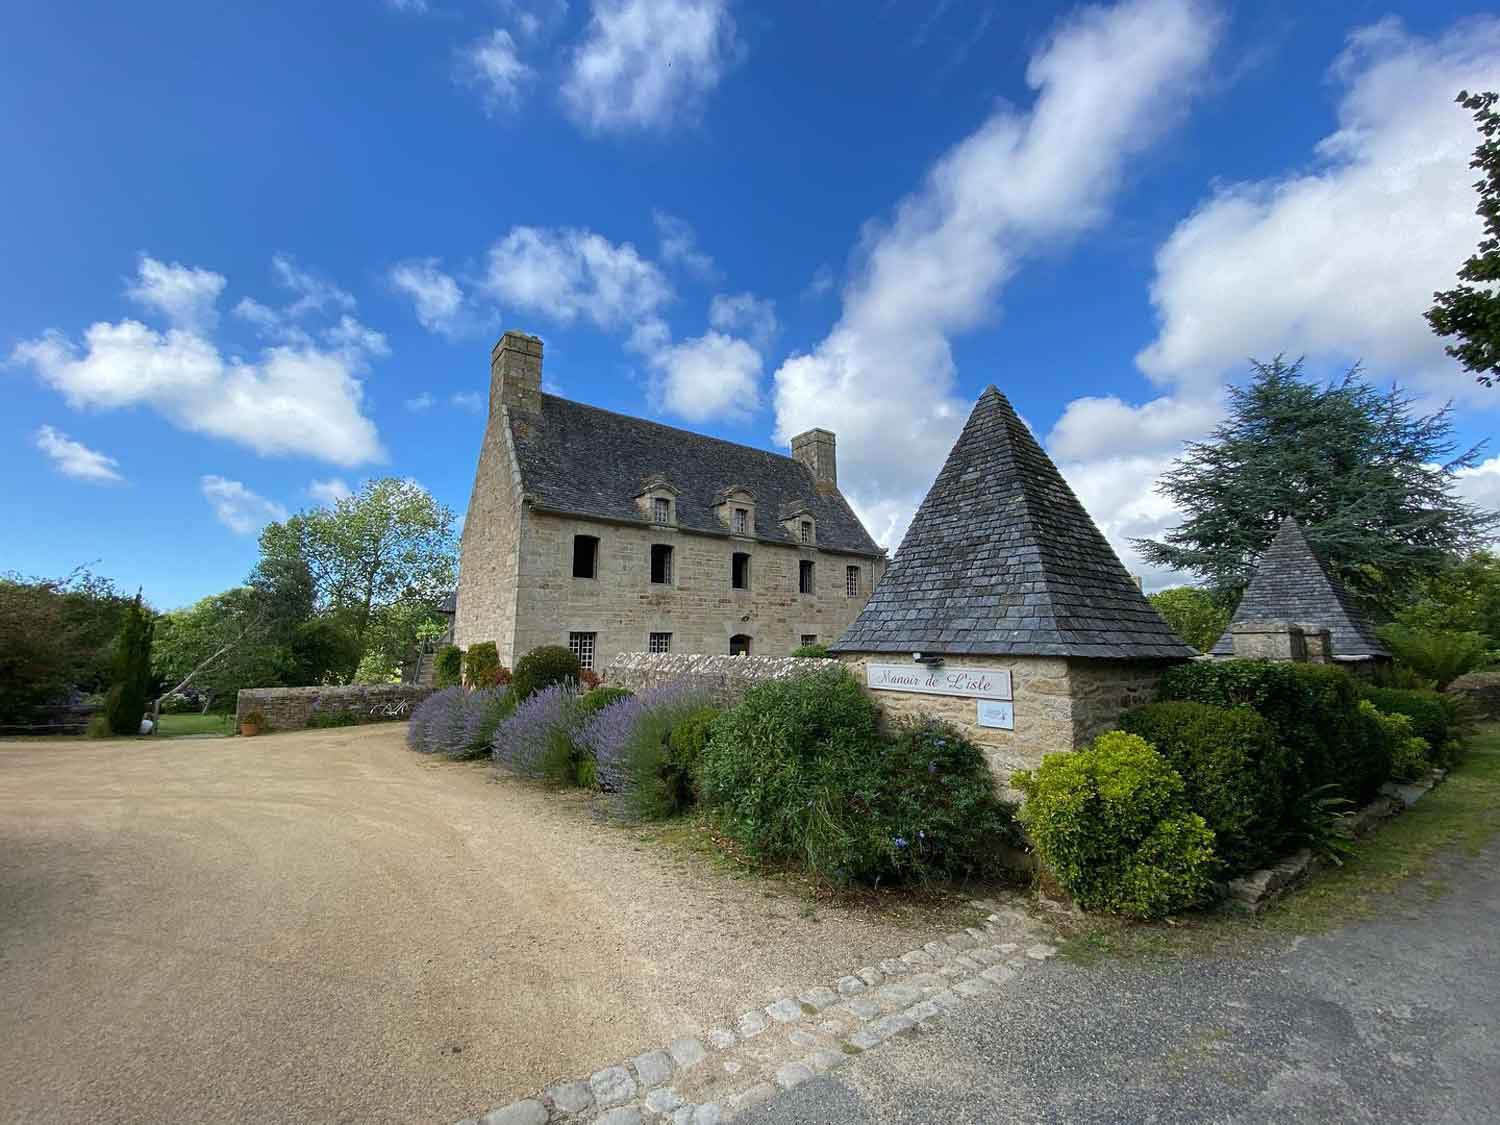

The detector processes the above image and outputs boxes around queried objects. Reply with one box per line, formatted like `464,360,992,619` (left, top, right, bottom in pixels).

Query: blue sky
5,0,1500,609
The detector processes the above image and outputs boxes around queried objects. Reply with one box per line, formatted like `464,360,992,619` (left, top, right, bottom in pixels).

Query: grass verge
157,712,237,737
1055,725,1500,963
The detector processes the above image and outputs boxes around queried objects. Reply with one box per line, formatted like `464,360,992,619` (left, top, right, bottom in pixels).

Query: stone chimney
490,331,543,418
791,428,837,491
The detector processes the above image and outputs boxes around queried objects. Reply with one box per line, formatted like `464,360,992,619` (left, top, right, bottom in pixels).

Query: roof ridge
539,392,807,471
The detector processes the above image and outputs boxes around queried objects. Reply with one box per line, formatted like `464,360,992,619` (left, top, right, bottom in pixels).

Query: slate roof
831,386,1195,660
1210,516,1389,660
506,395,883,556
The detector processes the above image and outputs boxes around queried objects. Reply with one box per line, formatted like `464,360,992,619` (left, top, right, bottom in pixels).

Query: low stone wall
234,684,434,732
602,653,842,707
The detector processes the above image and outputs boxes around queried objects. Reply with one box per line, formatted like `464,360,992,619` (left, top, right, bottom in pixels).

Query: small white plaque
865,664,1013,701
976,700,1015,730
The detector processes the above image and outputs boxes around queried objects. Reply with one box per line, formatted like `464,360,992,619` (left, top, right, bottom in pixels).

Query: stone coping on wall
602,653,843,707
234,684,434,732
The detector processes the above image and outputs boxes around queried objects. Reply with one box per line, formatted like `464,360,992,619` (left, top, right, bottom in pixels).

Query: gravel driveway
0,726,958,1124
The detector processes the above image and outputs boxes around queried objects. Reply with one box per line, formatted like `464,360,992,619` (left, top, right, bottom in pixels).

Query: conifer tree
105,593,155,735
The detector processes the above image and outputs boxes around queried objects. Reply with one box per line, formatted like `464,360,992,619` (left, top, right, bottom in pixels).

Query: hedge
1158,660,1390,803
512,645,581,701
1359,686,1460,767
1119,701,1290,874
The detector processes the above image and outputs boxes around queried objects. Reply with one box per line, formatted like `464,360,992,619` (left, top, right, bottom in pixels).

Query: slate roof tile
831,386,1195,660
507,395,882,557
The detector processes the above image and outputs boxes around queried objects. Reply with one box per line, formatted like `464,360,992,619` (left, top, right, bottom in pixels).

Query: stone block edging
1222,768,1447,915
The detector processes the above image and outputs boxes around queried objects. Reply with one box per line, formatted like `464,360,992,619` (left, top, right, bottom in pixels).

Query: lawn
156,712,237,737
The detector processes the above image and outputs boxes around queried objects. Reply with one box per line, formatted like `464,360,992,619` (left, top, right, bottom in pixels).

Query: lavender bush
574,682,712,794
407,686,510,758
492,682,580,778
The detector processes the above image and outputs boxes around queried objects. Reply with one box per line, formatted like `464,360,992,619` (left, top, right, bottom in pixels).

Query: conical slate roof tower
1209,516,1388,660
832,386,1194,659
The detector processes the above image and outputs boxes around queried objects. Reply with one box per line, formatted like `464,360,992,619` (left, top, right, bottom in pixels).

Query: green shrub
307,709,358,729
1147,586,1231,653
1014,731,1217,918
1119,701,1290,874
512,644,581,701
434,645,463,689
1376,624,1491,690
1359,685,1459,767
1158,659,1391,803
698,670,1018,883
791,643,830,659
463,642,503,688
86,712,112,739
1359,700,1430,783
578,685,633,716
624,702,720,818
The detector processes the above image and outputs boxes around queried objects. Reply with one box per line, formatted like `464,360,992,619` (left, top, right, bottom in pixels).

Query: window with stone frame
650,544,674,585
732,551,751,590
846,565,861,597
800,520,813,544
800,634,818,647
799,559,815,594
732,507,749,535
653,497,671,525
729,634,752,657
568,631,596,670
648,632,672,654
573,535,599,579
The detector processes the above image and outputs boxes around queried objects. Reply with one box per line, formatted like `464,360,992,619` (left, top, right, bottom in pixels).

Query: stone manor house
453,331,888,670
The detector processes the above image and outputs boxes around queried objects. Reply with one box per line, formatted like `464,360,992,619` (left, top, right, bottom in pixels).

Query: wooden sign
864,664,1013,701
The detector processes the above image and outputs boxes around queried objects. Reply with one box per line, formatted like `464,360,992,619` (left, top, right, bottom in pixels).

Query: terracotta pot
240,722,261,737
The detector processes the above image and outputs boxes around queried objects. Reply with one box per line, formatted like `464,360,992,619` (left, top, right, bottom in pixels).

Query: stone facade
235,684,433,732
455,331,886,671
837,654,1171,788
604,652,843,707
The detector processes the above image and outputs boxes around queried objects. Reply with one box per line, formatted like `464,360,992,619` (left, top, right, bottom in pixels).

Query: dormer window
653,497,671,525
732,507,749,535
800,521,813,545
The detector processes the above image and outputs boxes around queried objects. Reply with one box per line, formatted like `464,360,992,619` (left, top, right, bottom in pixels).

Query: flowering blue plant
492,682,579,777
574,681,710,792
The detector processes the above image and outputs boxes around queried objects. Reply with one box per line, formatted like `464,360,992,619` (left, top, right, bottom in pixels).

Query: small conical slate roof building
1209,516,1389,662
832,386,1194,783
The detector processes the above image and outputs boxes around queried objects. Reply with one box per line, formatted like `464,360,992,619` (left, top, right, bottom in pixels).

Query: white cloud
802,264,835,302
1046,391,1223,462
14,256,386,467
708,292,777,350
483,225,672,332
648,331,761,422
388,258,477,337
201,475,288,535
272,254,355,319
1453,455,1500,514
462,28,535,112
308,477,353,507
1056,453,1186,590
405,392,436,412
562,0,740,132
654,210,719,280
126,256,226,333
387,0,428,12
452,391,485,413
772,0,1221,550
327,315,390,357
1138,16,1500,402
33,425,123,483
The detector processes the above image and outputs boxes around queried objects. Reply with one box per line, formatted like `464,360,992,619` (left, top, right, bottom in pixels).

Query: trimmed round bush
1119,701,1291,874
512,645,581,701
791,643,830,659
1014,731,1217,919
464,642,504,688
